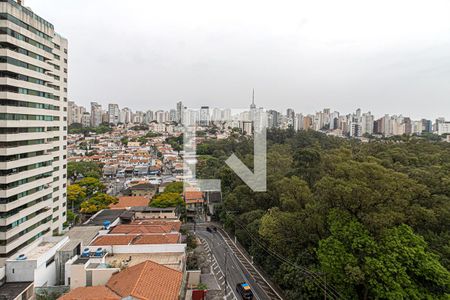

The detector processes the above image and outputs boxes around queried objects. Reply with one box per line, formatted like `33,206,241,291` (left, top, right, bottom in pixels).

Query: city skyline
67,99,450,138
27,0,450,120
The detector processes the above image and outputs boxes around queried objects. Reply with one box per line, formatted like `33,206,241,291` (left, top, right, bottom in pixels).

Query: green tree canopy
80,193,118,214
163,181,184,194
77,177,105,196
150,192,184,208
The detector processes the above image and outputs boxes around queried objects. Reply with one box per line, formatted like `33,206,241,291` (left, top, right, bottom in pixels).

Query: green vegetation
67,184,86,208
164,181,184,193
150,192,184,208
77,177,105,196
80,193,118,214
166,134,183,151
68,161,103,179
66,176,108,223
68,123,113,135
197,129,450,299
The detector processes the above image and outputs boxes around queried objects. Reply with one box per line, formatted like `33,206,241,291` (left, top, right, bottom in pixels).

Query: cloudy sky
27,0,450,119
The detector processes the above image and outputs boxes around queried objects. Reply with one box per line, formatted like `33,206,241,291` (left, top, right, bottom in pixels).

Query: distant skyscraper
108,103,120,125
120,107,132,124
155,110,167,123
199,106,210,126
90,102,102,127
176,101,183,124
169,109,177,122
286,108,295,120
144,110,154,124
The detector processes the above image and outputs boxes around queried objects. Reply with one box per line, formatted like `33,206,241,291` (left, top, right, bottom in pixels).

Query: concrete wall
6,260,37,283
91,268,119,286
34,259,57,287
69,263,87,289
186,270,201,288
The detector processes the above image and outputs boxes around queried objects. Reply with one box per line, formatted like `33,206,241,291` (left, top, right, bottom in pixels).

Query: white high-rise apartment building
120,107,131,124
108,103,120,125
67,101,85,125
0,0,68,258
90,102,102,127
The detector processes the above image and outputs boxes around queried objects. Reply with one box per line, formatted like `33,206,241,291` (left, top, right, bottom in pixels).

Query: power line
227,212,343,299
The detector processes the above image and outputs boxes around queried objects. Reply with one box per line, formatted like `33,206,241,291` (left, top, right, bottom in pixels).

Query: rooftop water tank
81,248,90,257
16,254,27,260
95,248,103,257
103,220,111,229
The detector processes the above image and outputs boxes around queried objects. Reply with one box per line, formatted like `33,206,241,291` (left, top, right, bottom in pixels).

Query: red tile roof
110,224,174,234
91,233,180,246
109,196,149,209
106,260,182,300
58,286,120,300
132,234,180,245
183,191,203,201
131,220,181,231
91,235,134,246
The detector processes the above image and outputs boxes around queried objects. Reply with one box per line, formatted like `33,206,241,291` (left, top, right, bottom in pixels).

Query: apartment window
0,56,45,73
54,44,60,50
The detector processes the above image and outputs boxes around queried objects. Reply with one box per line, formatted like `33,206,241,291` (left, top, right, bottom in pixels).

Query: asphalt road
197,227,275,300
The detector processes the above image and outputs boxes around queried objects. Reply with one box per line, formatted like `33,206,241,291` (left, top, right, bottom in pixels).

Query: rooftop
110,224,175,234
106,252,184,271
90,233,180,246
0,282,33,300
109,196,149,209
84,209,125,226
106,260,182,300
66,226,102,246
58,286,120,300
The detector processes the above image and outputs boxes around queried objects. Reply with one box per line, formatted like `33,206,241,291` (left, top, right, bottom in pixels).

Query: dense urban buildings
0,0,68,258
67,98,449,139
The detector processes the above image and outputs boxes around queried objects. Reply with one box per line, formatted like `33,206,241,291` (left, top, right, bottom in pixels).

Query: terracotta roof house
106,260,183,300
58,286,120,300
109,196,150,209
90,233,181,246
58,260,183,300
110,224,175,234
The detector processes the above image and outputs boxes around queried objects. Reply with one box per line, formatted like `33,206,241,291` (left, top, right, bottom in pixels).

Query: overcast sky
27,0,450,119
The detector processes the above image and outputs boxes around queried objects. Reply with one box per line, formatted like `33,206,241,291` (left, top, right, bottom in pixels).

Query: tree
67,184,86,209
164,181,184,194
150,192,184,208
80,193,118,214
317,210,450,299
77,177,105,196
68,161,102,179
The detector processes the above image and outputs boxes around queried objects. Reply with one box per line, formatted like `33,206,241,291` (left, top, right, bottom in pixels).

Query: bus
236,282,254,300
